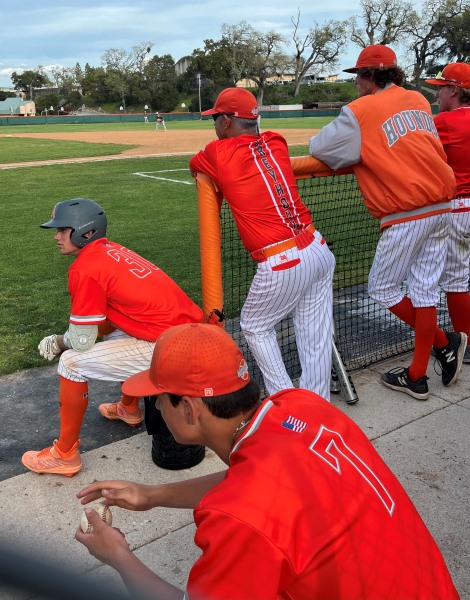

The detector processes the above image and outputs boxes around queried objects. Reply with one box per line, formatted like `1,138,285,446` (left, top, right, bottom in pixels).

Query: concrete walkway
0,354,468,599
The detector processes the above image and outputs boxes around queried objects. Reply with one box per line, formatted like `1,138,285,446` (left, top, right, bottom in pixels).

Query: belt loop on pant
251,224,315,262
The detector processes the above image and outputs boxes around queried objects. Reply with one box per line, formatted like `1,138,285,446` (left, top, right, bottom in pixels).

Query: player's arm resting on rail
309,106,361,170
38,324,99,361
77,471,227,511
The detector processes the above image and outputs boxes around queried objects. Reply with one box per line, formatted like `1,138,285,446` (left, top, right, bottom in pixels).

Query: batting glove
38,335,62,361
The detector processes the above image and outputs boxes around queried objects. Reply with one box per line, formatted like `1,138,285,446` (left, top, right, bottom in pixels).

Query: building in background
0,97,35,116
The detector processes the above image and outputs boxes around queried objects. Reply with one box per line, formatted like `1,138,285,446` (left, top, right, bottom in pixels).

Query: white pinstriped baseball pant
439,210,470,292
57,329,155,383
240,230,335,400
368,213,450,309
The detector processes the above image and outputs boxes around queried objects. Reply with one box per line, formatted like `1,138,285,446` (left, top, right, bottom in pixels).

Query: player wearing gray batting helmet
40,198,107,248
22,199,203,476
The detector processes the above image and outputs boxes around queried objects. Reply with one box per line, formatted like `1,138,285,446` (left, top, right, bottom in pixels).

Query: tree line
4,0,469,114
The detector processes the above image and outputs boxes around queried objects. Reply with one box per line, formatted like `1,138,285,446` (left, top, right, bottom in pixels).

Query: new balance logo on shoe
380,367,430,401
433,332,467,387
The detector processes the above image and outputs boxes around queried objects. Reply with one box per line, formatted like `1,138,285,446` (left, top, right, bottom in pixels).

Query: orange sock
57,377,89,453
120,392,139,410
388,297,416,327
447,291,470,338
408,307,437,380
389,300,436,381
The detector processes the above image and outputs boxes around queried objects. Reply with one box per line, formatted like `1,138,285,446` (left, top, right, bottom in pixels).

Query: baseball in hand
80,503,112,533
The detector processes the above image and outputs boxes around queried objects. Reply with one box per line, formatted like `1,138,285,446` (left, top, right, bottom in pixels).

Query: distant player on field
425,62,470,365
155,112,167,131
309,45,467,400
22,199,203,476
190,87,335,399
75,323,459,600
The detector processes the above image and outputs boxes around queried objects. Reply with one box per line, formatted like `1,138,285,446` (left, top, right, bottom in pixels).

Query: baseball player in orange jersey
75,323,459,600
190,88,335,399
425,62,470,364
309,45,467,400
22,199,203,476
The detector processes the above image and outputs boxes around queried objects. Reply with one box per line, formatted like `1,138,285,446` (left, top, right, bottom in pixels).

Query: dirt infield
0,128,315,168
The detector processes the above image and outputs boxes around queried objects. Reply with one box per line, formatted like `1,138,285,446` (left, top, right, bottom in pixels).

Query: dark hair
168,379,261,419
457,87,470,104
356,66,405,88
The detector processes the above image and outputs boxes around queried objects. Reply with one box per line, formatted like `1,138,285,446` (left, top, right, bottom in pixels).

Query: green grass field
0,116,351,376
0,116,334,135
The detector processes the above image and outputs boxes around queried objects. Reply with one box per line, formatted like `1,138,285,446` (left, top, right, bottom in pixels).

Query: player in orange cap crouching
76,322,458,600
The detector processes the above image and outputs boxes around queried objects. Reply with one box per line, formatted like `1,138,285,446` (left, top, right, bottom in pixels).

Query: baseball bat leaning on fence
332,339,359,404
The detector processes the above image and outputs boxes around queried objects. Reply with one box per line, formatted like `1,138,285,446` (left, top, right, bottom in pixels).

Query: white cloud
0,0,365,88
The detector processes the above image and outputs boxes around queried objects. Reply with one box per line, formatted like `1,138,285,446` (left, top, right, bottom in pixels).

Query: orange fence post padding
195,172,225,325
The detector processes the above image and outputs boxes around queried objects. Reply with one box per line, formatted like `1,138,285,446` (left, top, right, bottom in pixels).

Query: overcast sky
0,0,367,89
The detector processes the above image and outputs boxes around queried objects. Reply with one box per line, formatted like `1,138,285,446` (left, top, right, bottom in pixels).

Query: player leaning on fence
425,62,470,365
190,88,335,399
309,44,467,401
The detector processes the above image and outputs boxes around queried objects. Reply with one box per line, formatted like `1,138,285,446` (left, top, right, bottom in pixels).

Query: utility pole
197,73,202,118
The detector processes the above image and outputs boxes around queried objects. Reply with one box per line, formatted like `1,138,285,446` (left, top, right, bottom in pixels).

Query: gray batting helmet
40,198,107,248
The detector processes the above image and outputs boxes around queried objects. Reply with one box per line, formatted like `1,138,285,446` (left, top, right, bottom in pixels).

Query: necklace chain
231,418,251,445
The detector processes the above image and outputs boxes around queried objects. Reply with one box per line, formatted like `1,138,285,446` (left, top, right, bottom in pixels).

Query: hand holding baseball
38,334,62,361
76,505,131,569
80,503,112,533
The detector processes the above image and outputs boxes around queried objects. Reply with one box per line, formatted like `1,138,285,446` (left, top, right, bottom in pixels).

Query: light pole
197,74,202,118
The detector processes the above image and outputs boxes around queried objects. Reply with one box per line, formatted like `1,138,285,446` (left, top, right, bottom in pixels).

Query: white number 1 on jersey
309,425,395,516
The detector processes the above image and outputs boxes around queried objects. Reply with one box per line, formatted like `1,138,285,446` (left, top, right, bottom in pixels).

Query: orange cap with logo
122,323,251,398
343,44,397,73
425,63,470,89
201,88,259,119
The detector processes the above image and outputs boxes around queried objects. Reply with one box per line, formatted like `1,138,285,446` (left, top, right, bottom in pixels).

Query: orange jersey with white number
67,239,203,341
186,389,459,600
190,131,313,252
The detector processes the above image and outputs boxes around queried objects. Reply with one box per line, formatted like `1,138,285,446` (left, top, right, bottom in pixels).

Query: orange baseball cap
425,63,470,88
343,44,397,73
122,323,251,398
201,88,259,119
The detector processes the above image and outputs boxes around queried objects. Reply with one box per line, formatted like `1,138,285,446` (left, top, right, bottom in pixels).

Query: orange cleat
22,440,82,476
98,400,144,427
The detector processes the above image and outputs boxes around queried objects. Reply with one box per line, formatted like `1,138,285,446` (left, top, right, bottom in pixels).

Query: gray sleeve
308,106,361,170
